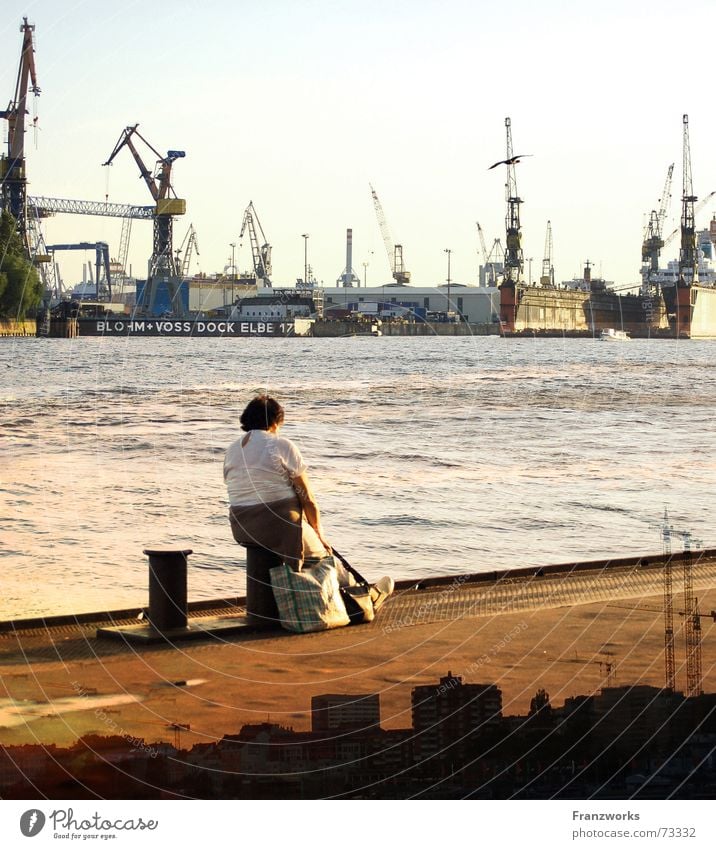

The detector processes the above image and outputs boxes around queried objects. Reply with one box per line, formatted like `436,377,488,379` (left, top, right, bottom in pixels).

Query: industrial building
321,283,500,324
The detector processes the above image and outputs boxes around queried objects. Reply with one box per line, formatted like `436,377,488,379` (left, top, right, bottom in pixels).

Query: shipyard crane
476,222,489,266
496,117,524,284
239,202,272,286
103,125,186,316
476,222,492,285
490,118,526,330
678,115,698,285
176,224,200,278
540,220,554,286
369,183,410,285
641,164,674,286
660,191,716,252
0,18,40,250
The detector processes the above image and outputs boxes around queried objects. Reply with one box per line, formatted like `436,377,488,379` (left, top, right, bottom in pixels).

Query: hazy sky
3,0,716,289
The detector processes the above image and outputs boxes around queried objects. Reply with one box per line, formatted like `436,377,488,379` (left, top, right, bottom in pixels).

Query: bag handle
330,548,370,586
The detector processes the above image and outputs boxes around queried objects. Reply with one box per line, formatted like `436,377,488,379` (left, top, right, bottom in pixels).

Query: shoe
369,576,395,612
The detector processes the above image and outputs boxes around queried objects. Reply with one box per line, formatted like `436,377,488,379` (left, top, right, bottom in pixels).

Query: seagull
488,154,532,170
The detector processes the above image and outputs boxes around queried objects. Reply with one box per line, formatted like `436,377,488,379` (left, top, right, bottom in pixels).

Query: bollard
245,546,282,627
143,549,192,631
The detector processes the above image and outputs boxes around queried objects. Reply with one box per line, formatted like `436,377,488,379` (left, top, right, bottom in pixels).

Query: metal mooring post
245,546,282,627
143,549,192,631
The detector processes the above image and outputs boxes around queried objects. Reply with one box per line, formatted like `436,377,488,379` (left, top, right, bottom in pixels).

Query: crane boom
239,201,272,285
102,125,187,315
0,18,41,246
642,163,674,278
476,222,488,264
370,183,395,273
477,223,499,286
661,191,715,250
178,224,199,278
370,183,410,284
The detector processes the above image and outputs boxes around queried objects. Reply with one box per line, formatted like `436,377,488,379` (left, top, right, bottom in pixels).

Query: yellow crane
103,125,186,315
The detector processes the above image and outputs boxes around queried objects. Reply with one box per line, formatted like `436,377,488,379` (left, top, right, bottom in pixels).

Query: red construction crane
0,18,40,247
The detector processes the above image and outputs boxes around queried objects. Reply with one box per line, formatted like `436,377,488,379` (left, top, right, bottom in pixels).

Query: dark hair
240,394,285,432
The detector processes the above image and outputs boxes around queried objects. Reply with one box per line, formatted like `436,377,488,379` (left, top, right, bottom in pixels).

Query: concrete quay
1,550,715,749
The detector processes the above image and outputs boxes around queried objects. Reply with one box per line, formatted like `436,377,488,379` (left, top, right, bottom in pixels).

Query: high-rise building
412,672,502,760
311,693,381,734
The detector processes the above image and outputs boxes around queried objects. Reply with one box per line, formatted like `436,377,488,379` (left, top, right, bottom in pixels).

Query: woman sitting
224,394,330,568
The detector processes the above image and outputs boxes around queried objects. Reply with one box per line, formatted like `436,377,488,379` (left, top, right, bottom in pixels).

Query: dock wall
0,319,36,337
313,320,498,337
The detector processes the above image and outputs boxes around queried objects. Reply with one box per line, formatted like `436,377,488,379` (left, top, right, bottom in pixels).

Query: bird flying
488,154,532,170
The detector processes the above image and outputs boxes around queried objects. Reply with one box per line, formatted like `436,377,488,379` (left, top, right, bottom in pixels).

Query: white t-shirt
224,429,307,507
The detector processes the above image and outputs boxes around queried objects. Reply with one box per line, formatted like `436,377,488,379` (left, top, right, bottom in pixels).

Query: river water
1,334,714,620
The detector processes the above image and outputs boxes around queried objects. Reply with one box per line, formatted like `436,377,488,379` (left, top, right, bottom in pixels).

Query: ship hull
661,282,716,338
499,283,668,336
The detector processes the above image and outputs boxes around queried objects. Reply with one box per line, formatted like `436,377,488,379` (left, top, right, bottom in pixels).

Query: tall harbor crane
540,220,554,286
0,18,40,249
239,201,272,286
103,125,186,315
678,115,698,285
501,117,524,284
492,118,525,330
370,184,410,285
641,163,674,287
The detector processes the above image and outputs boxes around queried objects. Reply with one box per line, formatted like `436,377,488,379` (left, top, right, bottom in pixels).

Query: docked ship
499,263,667,337
646,219,716,339
495,114,716,339
492,117,667,338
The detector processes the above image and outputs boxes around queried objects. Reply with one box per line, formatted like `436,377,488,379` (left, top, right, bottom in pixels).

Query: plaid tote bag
270,558,351,633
